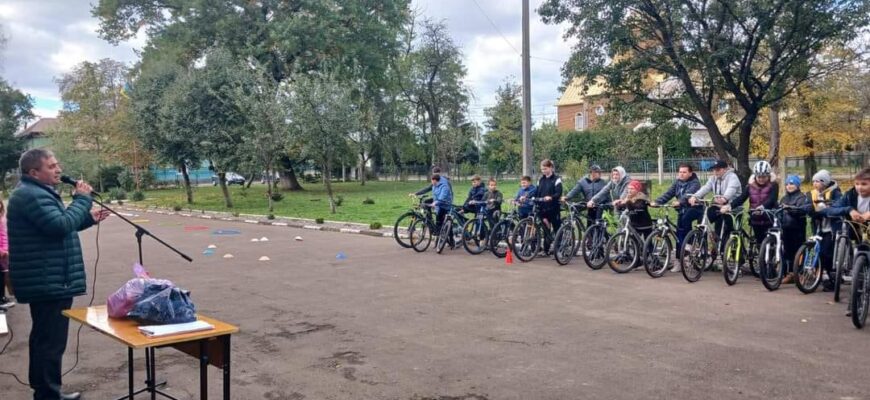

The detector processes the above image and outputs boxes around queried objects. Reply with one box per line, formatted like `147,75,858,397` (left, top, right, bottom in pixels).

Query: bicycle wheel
643,231,672,278
851,254,870,329
795,243,822,294
462,218,489,255
510,219,539,262
435,216,453,254
393,211,418,248
553,224,576,266
722,235,743,286
747,239,760,278
680,230,707,283
488,219,514,258
758,235,783,291
582,225,609,270
607,232,639,273
409,219,432,252
833,235,853,303
569,217,585,257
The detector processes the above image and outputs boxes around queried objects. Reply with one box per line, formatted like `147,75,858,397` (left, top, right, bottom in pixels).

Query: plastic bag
127,284,197,325
106,263,174,318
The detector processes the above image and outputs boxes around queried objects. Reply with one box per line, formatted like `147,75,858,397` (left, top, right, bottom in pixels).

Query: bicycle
850,237,870,328
488,204,519,258
605,206,653,274
680,199,726,283
643,205,679,278
721,207,760,286
509,198,557,262
757,206,793,291
553,201,587,266
581,205,615,270
394,195,435,249
461,200,493,255
832,219,869,303
434,205,469,254
794,220,826,293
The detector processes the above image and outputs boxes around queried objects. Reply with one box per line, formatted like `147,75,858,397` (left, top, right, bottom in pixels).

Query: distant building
15,117,58,149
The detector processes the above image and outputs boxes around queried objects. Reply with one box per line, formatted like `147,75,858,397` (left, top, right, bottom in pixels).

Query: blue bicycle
794,220,825,293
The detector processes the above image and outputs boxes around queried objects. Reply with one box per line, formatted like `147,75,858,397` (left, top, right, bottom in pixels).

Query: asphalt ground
1,210,869,400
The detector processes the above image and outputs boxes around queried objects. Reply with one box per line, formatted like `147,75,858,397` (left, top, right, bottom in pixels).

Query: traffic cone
505,249,513,265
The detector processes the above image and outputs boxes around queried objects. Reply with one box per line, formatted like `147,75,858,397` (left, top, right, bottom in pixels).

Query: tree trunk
804,135,817,181
359,154,367,186
266,166,274,213
767,104,781,173
279,164,304,191
218,172,233,208
323,161,337,214
180,163,194,204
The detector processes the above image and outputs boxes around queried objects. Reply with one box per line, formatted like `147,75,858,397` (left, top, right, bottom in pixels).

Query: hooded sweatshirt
692,169,742,202
656,172,702,209
810,180,842,233
592,167,631,204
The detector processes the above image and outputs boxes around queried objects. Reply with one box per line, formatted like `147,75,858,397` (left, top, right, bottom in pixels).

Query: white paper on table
138,320,214,338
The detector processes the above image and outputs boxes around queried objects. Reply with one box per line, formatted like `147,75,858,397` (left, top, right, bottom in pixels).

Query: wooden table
63,306,238,400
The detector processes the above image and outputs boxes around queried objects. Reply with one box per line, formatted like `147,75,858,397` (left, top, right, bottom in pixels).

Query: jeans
29,297,74,400
676,207,703,250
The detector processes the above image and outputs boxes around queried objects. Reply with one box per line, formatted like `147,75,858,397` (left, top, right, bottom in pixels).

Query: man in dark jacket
562,164,607,226
536,159,563,253
8,149,108,400
651,163,702,253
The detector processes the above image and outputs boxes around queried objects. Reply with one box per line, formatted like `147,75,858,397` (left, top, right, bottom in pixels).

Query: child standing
809,170,843,291
780,175,811,285
0,197,14,310
514,176,537,219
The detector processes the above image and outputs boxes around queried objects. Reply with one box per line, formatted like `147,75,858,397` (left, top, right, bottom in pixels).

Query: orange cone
505,249,513,265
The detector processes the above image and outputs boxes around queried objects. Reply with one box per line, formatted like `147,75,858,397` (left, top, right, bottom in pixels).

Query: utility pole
521,0,533,177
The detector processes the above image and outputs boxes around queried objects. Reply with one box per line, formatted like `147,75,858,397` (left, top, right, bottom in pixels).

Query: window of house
574,112,586,130
595,105,605,116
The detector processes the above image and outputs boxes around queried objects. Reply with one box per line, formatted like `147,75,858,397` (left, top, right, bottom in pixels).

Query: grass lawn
134,178,835,227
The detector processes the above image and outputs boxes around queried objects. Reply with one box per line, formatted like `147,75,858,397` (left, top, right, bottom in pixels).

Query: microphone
60,175,101,197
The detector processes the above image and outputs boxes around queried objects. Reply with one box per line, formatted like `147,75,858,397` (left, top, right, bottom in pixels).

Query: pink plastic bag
107,263,174,318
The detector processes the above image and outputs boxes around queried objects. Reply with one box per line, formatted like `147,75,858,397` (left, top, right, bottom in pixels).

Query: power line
471,0,521,56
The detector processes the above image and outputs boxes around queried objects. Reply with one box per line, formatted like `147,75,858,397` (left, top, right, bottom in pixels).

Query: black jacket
779,190,811,231
536,174,563,213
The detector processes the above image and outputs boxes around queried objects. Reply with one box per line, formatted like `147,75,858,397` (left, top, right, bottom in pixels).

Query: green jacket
8,175,95,303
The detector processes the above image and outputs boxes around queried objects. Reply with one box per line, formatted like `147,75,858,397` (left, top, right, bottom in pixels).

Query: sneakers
782,272,795,285
0,297,15,310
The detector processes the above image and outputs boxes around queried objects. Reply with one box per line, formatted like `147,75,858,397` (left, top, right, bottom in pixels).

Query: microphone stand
90,195,192,266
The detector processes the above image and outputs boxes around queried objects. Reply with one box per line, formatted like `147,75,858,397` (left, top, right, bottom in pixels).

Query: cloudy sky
0,0,574,127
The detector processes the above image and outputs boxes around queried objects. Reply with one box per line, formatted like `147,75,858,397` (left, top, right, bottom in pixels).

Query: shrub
109,187,127,201
172,204,183,211
99,165,126,189
232,212,240,217
303,174,320,183
362,197,375,205
335,195,344,206
267,213,275,220
270,192,284,202
131,191,145,201
369,222,382,229
315,218,324,224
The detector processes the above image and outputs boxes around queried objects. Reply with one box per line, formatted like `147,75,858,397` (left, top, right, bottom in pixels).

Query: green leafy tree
482,80,523,176
0,79,34,190
540,0,870,181
286,74,361,213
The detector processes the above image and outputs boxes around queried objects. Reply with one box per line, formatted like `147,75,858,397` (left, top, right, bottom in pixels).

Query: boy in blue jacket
514,176,537,219
463,175,486,213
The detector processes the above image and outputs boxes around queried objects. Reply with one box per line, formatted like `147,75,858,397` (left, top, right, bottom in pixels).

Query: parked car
212,172,246,186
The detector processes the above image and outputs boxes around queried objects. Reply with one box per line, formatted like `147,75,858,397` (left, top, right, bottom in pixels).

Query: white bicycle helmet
753,160,772,176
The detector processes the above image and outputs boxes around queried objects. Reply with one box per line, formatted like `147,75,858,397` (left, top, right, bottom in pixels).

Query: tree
286,74,361,213
56,59,130,192
399,18,470,169
130,57,201,203
540,0,870,182
0,79,34,190
482,80,523,176
94,0,411,191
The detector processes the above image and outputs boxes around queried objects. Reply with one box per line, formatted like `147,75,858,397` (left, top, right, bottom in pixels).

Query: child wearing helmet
725,160,779,244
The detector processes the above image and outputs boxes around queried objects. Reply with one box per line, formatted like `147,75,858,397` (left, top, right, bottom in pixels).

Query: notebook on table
138,320,214,338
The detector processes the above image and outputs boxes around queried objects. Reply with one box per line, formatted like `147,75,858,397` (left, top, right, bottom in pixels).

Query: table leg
128,347,134,400
222,335,231,400
200,339,208,400
149,348,157,400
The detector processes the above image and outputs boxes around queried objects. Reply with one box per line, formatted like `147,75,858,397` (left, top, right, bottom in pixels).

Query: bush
172,204,183,211
267,213,275,220
99,165,126,190
232,212,240,217
315,217,324,224
369,222,382,229
270,192,284,202
362,197,375,205
131,191,145,201
335,195,344,207
303,174,320,183
109,187,127,201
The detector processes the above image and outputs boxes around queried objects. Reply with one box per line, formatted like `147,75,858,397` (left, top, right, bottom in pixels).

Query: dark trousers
586,207,602,229
708,208,734,253
29,298,74,400
820,231,834,275
676,207,703,250
541,208,561,251
0,269,6,299
752,225,770,246
782,228,806,275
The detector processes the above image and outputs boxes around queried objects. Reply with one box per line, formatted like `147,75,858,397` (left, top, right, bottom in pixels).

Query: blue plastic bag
127,282,196,325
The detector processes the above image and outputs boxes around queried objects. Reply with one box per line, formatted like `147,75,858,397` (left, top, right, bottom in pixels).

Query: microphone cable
0,199,104,387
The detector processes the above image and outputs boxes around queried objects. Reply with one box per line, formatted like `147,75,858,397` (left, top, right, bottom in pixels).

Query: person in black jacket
562,164,607,226
780,175,812,285
615,180,653,239
536,159,563,252
651,163,702,251
462,175,486,213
